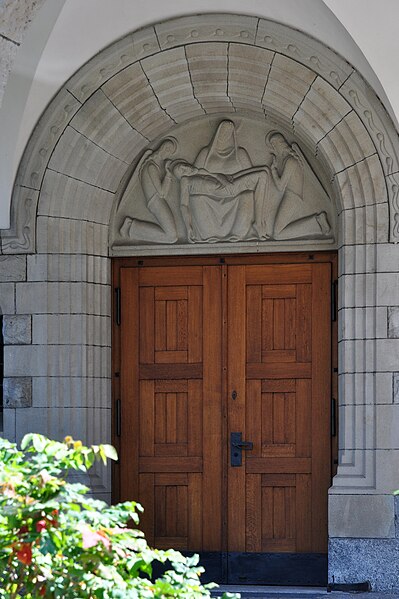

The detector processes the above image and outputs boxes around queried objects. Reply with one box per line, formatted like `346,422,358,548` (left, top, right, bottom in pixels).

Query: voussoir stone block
66,26,160,104
17,90,81,191
293,76,351,146
185,42,233,114
340,71,399,177
228,44,273,112
36,217,109,256
48,126,126,193
3,314,31,344
141,47,204,122
256,19,353,90
102,62,175,141
335,153,387,211
70,90,148,164
38,170,115,225
3,377,32,408
262,54,315,122
319,111,376,174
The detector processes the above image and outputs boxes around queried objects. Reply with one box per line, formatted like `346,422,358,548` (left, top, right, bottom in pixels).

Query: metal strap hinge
116,399,121,437
115,287,121,325
331,280,337,322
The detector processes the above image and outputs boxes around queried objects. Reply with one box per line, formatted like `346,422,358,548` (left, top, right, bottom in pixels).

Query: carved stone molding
2,14,399,252
1,186,38,254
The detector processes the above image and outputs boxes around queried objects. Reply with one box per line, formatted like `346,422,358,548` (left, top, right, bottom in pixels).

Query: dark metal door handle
230,432,253,467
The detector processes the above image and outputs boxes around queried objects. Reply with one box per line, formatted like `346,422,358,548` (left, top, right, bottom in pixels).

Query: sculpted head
267,132,290,154
157,137,178,158
172,161,197,178
214,120,236,151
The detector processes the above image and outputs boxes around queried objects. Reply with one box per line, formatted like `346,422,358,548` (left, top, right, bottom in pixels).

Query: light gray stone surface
329,494,395,538
48,126,127,193
27,254,110,284
3,376,32,408
339,372,392,406
185,42,234,114
35,217,109,256
16,282,110,315
294,76,351,145
17,90,81,191
0,255,26,281
32,376,111,409
141,46,205,122
3,314,31,344
339,306,387,340
262,54,316,123
155,13,258,49
102,62,174,140
4,345,110,378
38,170,115,224
0,282,15,313
388,307,399,338
393,373,399,403
228,44,273,112
32,314,110,346
70,89,148,164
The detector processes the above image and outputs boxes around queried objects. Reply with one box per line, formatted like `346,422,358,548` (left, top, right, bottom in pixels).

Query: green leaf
21,433,34,450
32,435,47,452
100,444,118,461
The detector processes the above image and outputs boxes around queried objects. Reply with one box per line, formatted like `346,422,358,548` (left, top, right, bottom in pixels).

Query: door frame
111,250,338,544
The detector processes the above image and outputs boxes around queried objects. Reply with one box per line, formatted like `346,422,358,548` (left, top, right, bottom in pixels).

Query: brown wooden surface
227,262,331,553
115,254,334,557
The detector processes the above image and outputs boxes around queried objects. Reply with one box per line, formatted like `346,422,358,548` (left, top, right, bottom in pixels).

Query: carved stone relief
111,117,335,252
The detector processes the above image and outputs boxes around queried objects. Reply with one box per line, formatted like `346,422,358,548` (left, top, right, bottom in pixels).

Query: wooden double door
113,254,334,585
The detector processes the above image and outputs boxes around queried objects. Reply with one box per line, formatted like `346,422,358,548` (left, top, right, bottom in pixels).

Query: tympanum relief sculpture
113,119,334,251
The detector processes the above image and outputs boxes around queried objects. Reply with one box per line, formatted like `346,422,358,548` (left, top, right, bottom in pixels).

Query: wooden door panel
228,263,331,555
121,265,222,552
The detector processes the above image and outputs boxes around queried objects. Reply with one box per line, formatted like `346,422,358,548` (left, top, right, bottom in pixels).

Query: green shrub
0,434,238,599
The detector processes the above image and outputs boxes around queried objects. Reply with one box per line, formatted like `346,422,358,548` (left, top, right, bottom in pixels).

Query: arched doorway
2,14,399,590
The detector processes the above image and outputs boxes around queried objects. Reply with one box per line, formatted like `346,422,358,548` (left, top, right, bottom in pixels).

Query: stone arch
1,16,399,559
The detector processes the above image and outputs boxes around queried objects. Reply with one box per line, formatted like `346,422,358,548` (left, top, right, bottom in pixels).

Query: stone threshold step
211,586,399,598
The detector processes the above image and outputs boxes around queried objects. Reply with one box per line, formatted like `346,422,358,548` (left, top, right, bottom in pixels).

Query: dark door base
182,552,327,586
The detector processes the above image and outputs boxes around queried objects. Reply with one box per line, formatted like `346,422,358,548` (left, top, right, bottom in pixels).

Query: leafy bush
0,434,238,599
